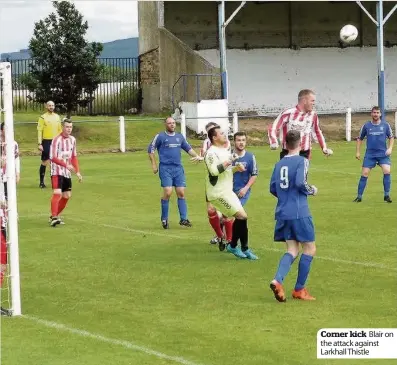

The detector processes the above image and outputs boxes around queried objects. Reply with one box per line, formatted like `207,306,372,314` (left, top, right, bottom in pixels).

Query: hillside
0,37,139,60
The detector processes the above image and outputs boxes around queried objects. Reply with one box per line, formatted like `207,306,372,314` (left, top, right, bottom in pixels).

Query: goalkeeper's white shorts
209,191,242,218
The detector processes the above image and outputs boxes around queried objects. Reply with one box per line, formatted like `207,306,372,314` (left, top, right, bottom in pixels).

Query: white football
340,24,358,43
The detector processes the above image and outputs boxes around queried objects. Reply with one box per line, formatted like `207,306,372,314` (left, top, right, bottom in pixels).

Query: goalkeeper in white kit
203,124,258,260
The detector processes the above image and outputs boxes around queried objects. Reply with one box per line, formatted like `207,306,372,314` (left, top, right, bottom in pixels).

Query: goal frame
0,62,22,316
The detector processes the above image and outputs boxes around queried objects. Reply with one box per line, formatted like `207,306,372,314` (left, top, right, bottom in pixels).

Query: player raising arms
201,122,233,246
148,117,203,229
269,130,318,302
37,101,62,188
354,106,394,203
204,124,257,260
49,119,83,227
268,89,333,159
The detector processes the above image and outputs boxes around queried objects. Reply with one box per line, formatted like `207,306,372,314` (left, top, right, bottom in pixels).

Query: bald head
164,117,176,133
46,100,55,113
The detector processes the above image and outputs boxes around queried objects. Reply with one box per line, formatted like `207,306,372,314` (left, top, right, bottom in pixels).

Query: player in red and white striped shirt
49,119,83,227
200,122,234,249
268,89,333,160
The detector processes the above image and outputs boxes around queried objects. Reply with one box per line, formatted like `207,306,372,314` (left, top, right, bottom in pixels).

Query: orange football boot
270,280,286,302
292,288,316,301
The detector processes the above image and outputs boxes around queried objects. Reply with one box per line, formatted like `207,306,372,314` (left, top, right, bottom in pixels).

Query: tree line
9,1,137,116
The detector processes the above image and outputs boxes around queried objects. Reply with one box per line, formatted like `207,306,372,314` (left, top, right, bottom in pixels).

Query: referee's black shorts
280,149,311,160
41,139,52,161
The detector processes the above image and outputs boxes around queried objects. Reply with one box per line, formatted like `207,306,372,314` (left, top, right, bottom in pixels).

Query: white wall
197,47,397,115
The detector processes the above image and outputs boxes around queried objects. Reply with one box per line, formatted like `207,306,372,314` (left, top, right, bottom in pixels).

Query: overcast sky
0,0,138,54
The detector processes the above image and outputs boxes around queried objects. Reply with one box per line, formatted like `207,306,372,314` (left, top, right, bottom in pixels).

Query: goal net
0,62,21,316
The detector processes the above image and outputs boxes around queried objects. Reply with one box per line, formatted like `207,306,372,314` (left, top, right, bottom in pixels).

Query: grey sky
0,0,138,54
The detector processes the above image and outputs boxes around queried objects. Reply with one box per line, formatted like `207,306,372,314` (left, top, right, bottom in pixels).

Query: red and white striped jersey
200,138,231,156
1,141,20,183
268,105,327,151
50,134,77,178
0,176,5,225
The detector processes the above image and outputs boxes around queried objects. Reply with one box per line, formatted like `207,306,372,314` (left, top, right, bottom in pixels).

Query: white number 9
280,166,289,188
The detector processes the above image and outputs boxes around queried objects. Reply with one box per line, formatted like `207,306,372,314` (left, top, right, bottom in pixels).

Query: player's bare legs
355,107,393,202
161,187,173,229
354,167,371,202
380,164,392,203
175,187,191,227
292,242,316,300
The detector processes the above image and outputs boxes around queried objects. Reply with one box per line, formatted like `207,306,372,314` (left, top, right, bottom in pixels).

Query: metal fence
171,73,222,110
0,57,141,116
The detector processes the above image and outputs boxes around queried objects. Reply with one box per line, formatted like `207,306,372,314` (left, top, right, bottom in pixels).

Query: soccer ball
340,24,358,44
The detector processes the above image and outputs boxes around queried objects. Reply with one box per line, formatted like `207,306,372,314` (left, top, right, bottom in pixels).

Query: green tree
26,1,103,116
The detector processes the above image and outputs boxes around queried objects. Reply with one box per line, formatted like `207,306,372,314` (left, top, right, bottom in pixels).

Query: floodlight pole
356,0,397,119
218,1,246,100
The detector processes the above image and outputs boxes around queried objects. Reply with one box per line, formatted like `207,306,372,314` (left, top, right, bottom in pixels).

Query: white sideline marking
63,216,396,271
24,315,207,365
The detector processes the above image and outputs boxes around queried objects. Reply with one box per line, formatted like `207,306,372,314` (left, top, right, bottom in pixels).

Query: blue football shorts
158,164,186,188
362,155,391,169
274,217,315,243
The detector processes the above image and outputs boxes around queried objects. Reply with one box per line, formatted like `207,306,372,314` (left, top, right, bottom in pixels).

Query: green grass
1,142,397,365
13,114,184,154
13,111,170,124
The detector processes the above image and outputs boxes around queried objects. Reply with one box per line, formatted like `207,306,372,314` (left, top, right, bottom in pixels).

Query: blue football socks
274,253,295,284
383,174,391,196
161,199,169,221
357,176,368,198
295,254,313,291
177,198,188,220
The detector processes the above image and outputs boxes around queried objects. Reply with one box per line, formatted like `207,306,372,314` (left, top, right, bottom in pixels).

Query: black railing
1,57,141,115
171,73,222,110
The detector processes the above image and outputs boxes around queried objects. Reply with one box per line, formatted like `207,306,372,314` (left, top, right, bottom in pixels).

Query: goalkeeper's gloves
323,148,333,156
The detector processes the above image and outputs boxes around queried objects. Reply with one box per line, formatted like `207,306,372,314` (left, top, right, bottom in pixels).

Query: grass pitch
1,135,397,365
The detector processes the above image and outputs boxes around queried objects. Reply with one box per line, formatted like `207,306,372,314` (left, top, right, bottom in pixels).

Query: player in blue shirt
354,106,394,203
269,130,318,302
148,117,203,229
232,132,258,207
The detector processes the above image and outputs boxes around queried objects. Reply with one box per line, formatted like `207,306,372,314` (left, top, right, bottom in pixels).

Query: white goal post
0,62,22,316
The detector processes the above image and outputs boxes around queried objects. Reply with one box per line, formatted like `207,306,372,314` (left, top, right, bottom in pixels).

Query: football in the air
340,24,358,44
